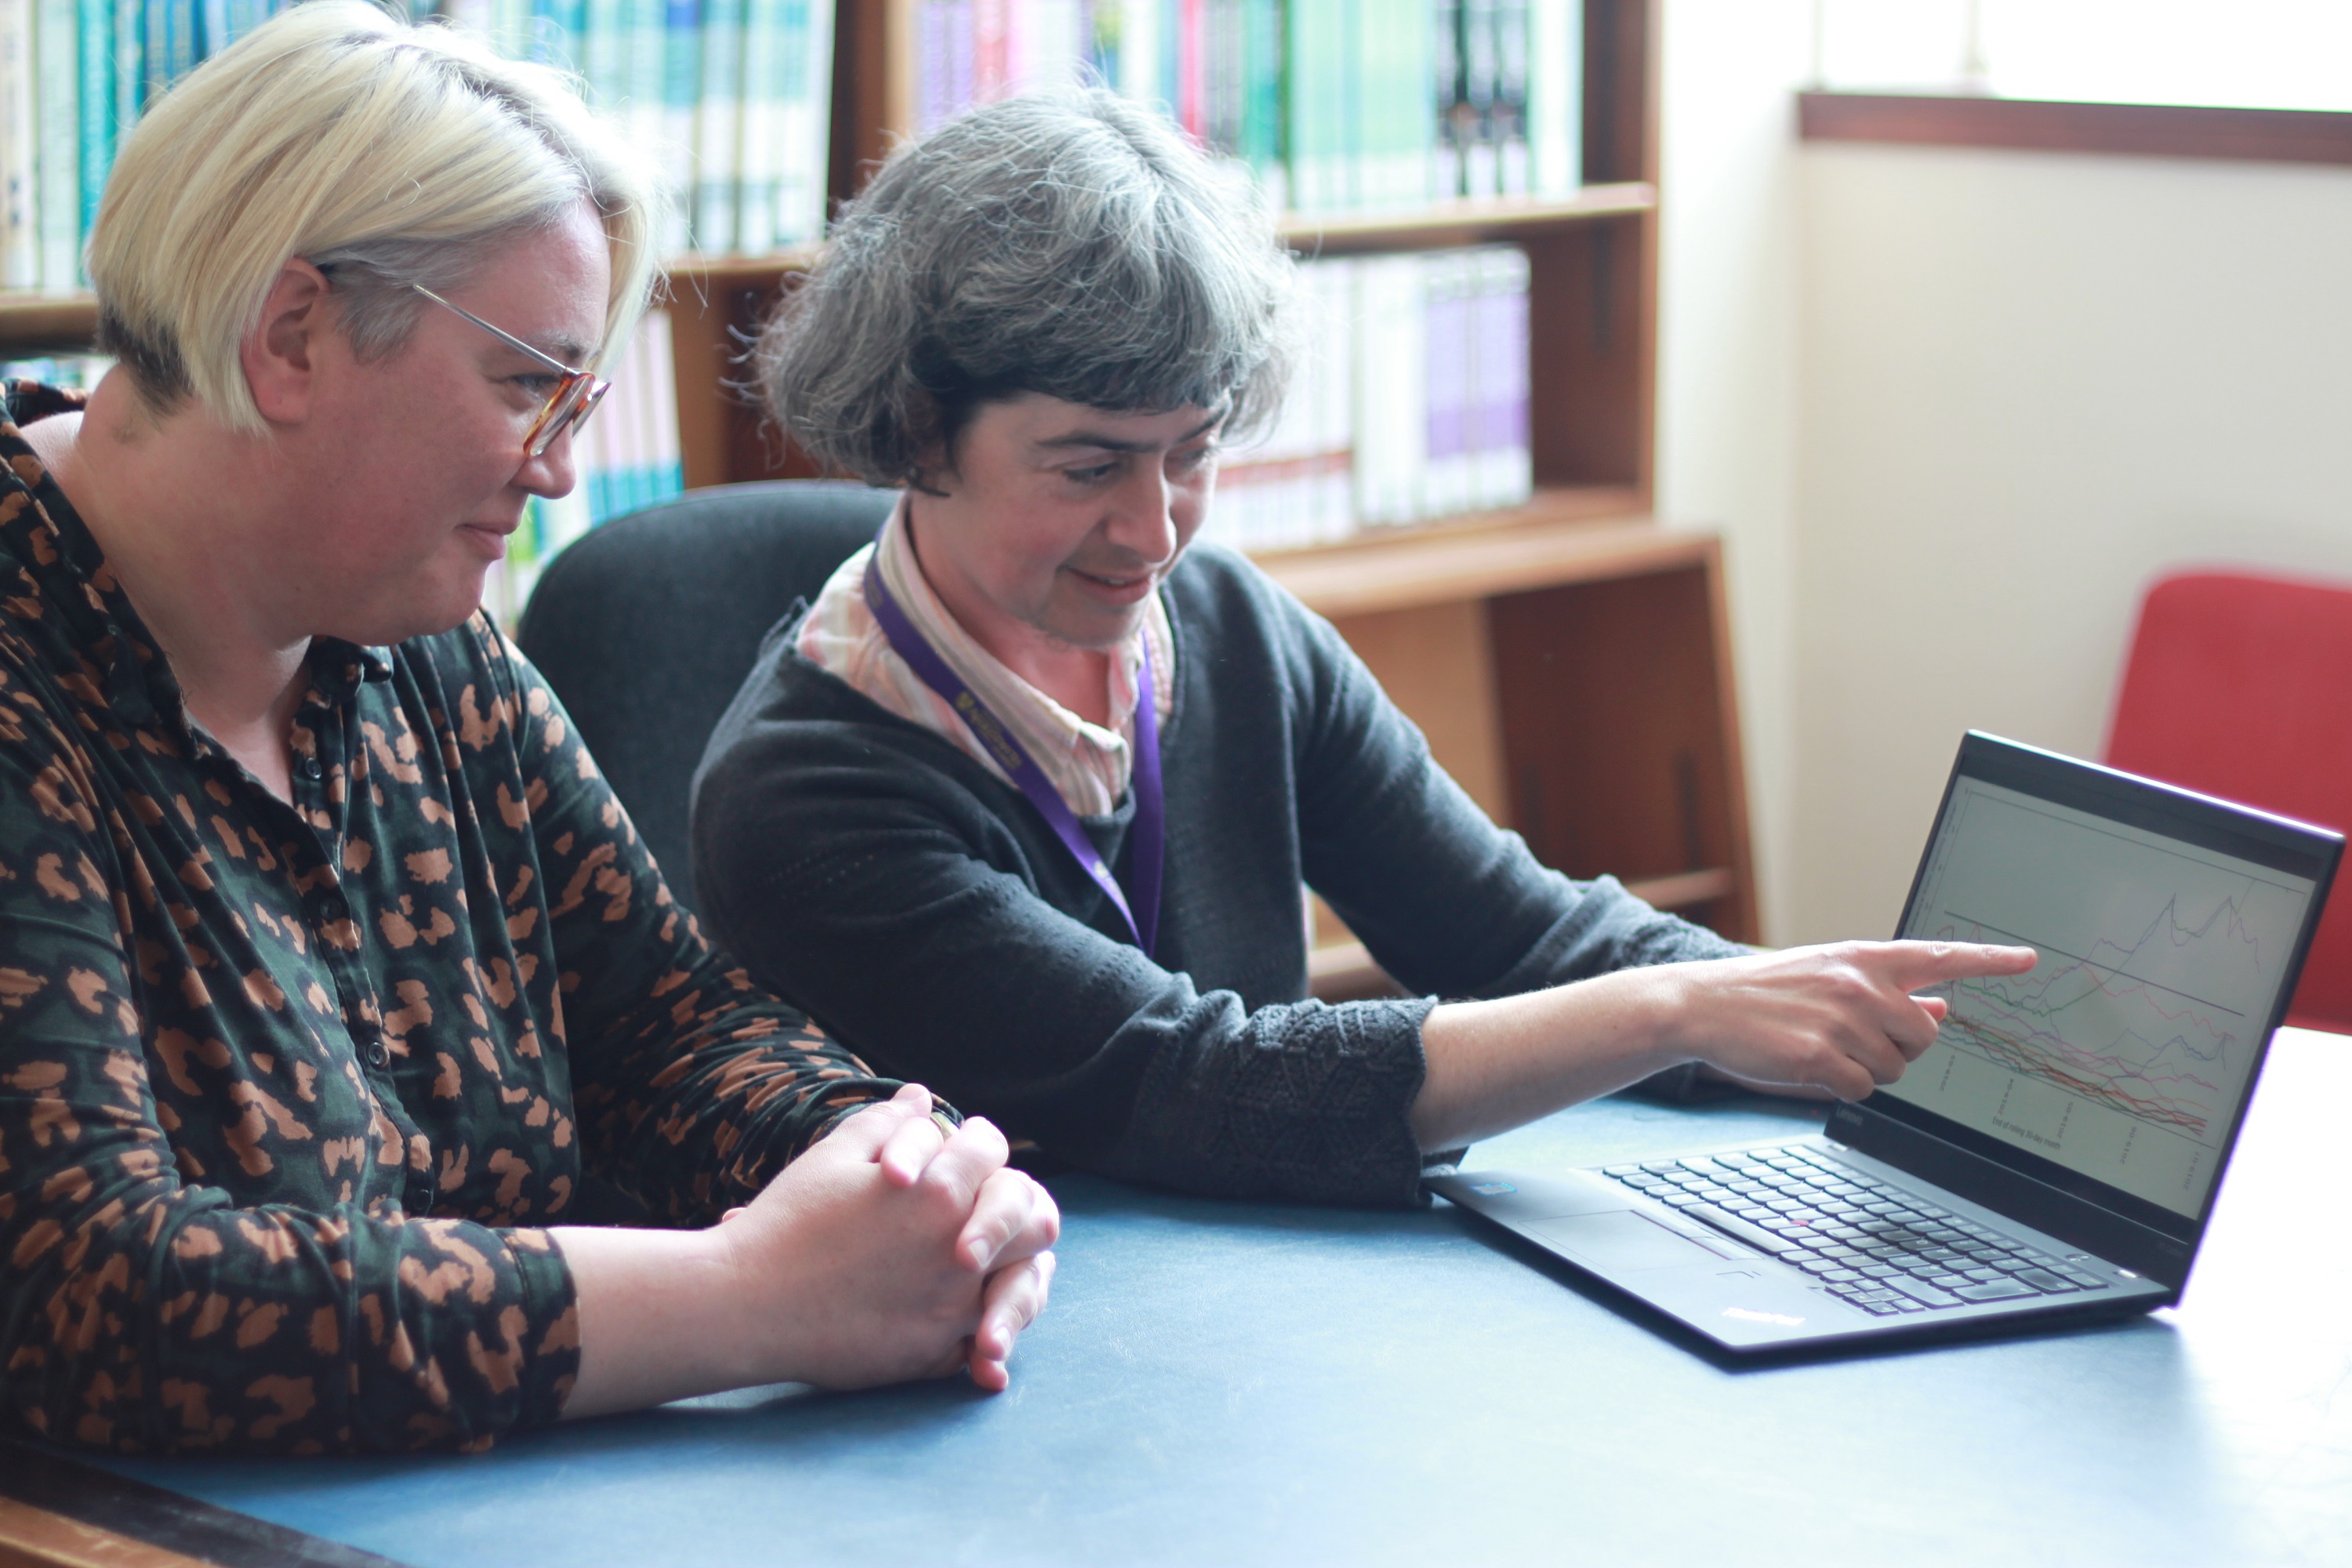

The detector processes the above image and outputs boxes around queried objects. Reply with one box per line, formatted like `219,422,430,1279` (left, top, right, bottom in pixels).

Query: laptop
1428,731,2343,1353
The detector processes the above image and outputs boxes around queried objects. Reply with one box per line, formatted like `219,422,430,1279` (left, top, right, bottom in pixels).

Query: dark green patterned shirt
0,382,907,1455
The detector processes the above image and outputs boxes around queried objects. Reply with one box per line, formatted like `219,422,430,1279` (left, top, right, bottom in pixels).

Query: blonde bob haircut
88,2,660,432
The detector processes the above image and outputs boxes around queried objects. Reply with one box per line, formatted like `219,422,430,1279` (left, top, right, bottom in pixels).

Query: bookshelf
2,0,1759,982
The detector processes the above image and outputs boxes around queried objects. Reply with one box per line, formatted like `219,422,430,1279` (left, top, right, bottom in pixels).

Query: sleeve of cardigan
1223,558,1754,1106
691,717,1436,1209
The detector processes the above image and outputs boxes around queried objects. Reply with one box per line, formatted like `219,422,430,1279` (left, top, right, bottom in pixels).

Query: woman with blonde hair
0,3,1054,1455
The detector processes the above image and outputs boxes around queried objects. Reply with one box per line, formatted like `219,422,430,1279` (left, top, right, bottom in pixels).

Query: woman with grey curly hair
693,92,2036,1207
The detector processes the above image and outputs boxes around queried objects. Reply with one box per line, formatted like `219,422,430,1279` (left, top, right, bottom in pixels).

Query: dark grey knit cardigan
691,542,1747,1206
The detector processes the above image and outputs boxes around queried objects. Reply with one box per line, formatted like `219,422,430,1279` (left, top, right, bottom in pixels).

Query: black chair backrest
514,481,895,908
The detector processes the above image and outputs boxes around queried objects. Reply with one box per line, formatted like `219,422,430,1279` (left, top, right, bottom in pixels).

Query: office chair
513,481,895,912
2103,569,2352,1033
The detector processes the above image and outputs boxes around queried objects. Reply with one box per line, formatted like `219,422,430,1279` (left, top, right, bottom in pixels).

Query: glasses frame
411,284,610,459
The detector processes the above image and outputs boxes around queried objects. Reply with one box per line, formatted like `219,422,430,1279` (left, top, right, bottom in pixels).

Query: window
1814,0,2352,114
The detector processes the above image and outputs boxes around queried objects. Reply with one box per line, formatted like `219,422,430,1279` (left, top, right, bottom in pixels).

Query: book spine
947,0,972,116
1422,249,1470,517
1352,253,1426,526
659,0,698,252
778,0,832,245
1496,244,1529,505
643,307,683,503
1115,0,1154,109
1460,0,1493,197
0,0,34,289
1432,0,1460,201
1279,0,1312,210
691,0,742,253
733,0,776,252
1315,258,1355,540
1240,0,1279,204
1527,0,1577,196
33,0,77,288
1174,0,1199,136
492,0,532,57
1000,0,1024,93
972,0,1002,102
1494,0,1526,194
916,0,944,130
1031,0,1082,94
581,0,625,110
77,0,108,254
111,0,138,132
168,0,193,82
1470,243,1529,508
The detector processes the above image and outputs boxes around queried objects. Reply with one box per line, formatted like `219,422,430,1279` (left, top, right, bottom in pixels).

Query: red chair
2104,570,2352,1033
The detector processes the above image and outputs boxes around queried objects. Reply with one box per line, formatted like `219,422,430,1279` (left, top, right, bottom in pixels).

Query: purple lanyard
863,551,1164,959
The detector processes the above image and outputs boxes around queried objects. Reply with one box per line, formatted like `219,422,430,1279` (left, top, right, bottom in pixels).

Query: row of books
911,0,1583,214
0,0,834,292
0,349,110,390
1207,243,1531,554
472,0,838,258
490,306,687,619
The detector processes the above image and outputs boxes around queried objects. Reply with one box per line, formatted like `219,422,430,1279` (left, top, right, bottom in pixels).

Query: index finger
1870,940,2039,989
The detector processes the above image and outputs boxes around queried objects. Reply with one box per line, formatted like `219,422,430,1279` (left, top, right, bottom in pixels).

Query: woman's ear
240,258,333,426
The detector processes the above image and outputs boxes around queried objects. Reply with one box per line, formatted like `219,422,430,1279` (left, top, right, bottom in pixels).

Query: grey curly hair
753,89,1296,488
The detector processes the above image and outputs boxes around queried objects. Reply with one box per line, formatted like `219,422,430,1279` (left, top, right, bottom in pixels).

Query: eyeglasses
411,284,610,459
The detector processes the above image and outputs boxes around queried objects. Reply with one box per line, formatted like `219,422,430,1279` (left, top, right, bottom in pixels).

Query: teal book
169,0,194,86
691,0,742,252
33,0,78,287
1239,0,1279,205
77,0,111,245
732,0,778,253
1280,0,1322,212
776,0,830,246
659,0,698,254
112,0,140,129
580,0,623,109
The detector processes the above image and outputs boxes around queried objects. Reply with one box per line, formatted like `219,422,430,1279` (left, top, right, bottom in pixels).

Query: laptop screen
1878,738,2330,1225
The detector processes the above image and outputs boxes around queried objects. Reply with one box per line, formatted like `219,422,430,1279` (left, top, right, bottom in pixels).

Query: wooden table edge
0,1440,407,1568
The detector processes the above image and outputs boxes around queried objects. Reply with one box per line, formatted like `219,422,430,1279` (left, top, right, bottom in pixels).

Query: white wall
1657,33,2352,948
1653,0,1814,942
1789,147,2352,942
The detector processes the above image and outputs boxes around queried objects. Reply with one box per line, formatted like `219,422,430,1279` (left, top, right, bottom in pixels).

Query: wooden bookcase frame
0,0,1759,983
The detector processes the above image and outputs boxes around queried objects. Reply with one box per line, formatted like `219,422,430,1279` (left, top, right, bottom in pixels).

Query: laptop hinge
1828,1101,2196,1288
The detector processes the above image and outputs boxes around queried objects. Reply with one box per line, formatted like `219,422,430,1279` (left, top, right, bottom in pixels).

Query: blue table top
99,1030,2352,1567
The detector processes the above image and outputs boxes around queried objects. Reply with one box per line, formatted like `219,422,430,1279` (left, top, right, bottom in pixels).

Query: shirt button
318,894,347,924
364,1040,390,1070
300,757,325,781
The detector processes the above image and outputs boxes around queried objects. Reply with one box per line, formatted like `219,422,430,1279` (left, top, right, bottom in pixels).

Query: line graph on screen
1929,887,2280,1142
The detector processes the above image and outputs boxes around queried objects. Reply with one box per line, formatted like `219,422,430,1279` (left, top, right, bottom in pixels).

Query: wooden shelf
1622,867,1740,911
1252,495,1711,619
0,294,100,352
1277,184,1657,256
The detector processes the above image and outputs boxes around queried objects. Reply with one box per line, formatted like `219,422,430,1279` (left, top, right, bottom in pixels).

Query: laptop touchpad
1527,1210,1727,1272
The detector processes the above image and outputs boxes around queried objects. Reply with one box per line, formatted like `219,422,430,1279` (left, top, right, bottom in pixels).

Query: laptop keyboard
1602,1145,2115,1316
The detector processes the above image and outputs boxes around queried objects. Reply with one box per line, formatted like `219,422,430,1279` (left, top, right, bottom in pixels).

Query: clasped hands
716,1083,1059,1393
